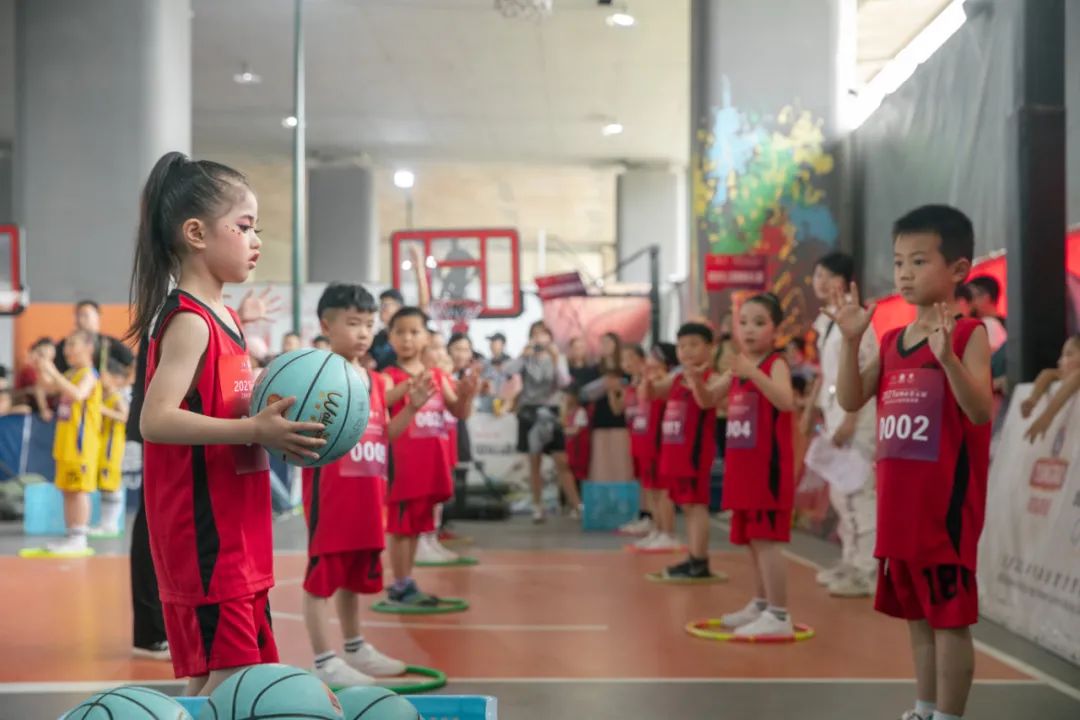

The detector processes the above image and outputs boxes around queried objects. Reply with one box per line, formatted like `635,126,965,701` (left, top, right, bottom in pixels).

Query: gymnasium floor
1,516,1078,720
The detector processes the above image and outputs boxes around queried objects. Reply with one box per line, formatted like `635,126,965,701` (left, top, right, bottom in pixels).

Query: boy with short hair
302,284,426,687
831,205,992,720
92,358,133,537
39,330,103,554
383,308,478,606
647,322,726,580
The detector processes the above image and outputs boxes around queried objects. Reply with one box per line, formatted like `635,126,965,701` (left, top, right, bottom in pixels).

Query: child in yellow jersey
92,358,132,537
38,330,103,554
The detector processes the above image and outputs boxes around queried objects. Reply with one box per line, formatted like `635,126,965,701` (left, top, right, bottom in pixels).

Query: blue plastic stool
23,483,124,536
581,480,640,531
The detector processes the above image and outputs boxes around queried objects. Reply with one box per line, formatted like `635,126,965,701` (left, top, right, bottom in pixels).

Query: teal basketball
199,664,343,720
251,349,370,467
336,687,421,720
65,686,193,719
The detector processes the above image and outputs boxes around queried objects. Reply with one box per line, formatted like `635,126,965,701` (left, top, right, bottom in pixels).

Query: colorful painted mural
694,78,839,339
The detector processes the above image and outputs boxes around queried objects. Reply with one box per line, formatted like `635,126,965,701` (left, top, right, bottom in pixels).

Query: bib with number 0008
877,368,943,462
726,390,759,449
340,411,388,477
219,354,270,474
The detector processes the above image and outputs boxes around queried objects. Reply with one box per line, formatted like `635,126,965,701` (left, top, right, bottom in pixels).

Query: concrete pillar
308,165,380,286
689,0,844,325
14,0,191,303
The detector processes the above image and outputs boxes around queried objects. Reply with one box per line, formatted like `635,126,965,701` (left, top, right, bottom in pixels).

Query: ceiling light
282,116,298,128
601,122,624,136
401,260,413,271
425,255,438,269
605,11,635,27
393,169,415,189
232,63,261,85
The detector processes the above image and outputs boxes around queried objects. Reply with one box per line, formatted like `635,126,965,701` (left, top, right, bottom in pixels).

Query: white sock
766,605,788,621
100,491,124,530
313,651,336,669
931,713,959,720
915,700,936,718
343,636,364,654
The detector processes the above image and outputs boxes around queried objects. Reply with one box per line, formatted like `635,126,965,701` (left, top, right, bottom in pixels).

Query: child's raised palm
824,282,876,341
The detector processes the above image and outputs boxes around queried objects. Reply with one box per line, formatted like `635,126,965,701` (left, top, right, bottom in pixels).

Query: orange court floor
1,516,1078,720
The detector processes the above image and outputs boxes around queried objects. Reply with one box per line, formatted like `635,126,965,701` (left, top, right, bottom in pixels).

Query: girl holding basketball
130,152,327,695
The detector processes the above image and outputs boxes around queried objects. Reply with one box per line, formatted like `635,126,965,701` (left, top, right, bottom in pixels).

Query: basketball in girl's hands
250,349,369,467
65,686,193,719
199,664,344,719
336,686,422,720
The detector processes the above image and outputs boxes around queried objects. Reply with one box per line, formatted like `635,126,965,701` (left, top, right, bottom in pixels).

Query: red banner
535,271,588,300
704,254,768,292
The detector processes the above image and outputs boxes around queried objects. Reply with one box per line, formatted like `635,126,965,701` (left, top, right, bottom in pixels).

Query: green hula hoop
379,665,448,694
415,556,479,568
371,597,470,615
644,570,729,585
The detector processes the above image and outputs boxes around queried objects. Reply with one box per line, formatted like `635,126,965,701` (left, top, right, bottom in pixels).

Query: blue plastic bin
63,695,497,720
581,480,639,531
23,482,124,536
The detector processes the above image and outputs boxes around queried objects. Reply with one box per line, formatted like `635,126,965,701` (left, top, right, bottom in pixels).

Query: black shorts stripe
194,602,221,666
690,408,707,474
768,407,781,501
307,468,322,550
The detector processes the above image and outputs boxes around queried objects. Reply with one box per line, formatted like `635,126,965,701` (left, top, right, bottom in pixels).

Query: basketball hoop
429,298,485,335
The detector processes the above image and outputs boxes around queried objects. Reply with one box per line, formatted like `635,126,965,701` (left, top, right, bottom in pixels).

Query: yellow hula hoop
685,618,815,643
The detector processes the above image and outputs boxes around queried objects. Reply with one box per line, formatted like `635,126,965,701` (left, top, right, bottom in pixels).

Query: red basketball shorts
874,558,979,629
162,590,278,679
304,550,384,598
635,457,665,490
729,509,792,545
666,473,709,506
385,497,437,536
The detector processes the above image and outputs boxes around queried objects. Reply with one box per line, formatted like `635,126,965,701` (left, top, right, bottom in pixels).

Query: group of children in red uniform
129,151,989,720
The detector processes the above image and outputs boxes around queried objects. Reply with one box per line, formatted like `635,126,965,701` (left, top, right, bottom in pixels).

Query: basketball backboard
391,228,522,320
0,225,28,315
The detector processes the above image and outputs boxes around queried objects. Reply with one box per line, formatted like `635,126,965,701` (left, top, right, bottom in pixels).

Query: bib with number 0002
877,368,943,462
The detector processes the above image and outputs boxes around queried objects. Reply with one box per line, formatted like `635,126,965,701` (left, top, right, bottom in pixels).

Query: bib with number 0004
410,395,448,439
877,368,943,462
218,355,270,474
726,390,759,449
340,411,388,478
661,400,687,445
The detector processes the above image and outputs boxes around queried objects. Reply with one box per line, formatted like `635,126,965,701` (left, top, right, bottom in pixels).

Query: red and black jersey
721,352,794,511
302,369,388,555
383,365,453,503
625,384,664,466
143,290,273,606
657,370,717,481
875,318,990,569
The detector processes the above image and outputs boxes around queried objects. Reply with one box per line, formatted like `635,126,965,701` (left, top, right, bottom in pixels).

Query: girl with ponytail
131,152,326,694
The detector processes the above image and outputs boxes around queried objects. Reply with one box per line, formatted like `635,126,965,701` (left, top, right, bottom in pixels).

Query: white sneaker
312,656,374,688
633,530,660,548
829,570,874,598
619,517,653,535
345,642,407,677
732,610,794,639
815,563,850,586
567,504,582,520
899,711,931,720
132,641,170,661
432,538,459,562
646,533,681,551
415,535,445,564
532,507,546,524
720,599,764,629
46,535,88,554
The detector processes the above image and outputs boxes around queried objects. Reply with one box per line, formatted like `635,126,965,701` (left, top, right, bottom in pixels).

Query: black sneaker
387,581,440,607
132,641,170,661
663,560,711,579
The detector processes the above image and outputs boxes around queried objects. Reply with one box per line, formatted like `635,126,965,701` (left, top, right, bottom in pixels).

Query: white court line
0,678,1044,694
775,546,1080,703
270,610,607,633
